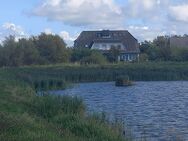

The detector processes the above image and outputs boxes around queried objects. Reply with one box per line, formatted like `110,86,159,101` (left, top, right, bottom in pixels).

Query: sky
0,0,188,46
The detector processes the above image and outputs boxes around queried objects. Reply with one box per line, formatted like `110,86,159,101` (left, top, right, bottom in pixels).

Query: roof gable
74,30,140,53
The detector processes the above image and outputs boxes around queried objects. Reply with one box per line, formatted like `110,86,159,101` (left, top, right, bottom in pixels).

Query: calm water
51,81,188,141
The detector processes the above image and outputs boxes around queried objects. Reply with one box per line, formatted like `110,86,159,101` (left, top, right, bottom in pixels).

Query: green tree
140,37,172,61
140,41,152,53
80,50,107,65
171,47,188,61
107,46,120,62
153,36,171,61
71,48,92,62
17,38,41,65
1,36,24,66
33,33,69,63
139,53,149,62
140,41,159,61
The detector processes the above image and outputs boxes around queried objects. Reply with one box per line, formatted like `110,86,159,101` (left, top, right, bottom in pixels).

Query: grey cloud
168,4,188,23
33,0,125,29
31,0,188,42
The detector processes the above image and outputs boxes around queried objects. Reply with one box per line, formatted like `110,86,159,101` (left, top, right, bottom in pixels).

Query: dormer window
97,33,101,37
101,30,111,38
96,30,111,38
119,33,122,36
113,33,117,37
102,34,110,38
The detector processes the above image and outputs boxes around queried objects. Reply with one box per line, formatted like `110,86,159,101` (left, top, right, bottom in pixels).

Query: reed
0,69,128,141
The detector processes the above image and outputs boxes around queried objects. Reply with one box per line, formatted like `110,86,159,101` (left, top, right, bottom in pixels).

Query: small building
170,36,188,48
74,30,140,61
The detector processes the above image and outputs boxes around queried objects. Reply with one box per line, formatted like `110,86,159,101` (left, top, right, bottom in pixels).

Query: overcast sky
0,0,188,45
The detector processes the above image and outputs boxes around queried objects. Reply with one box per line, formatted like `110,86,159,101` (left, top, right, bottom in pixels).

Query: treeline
0,33,68,66
140,35,188,62
0,33,109,67
1,33,188,67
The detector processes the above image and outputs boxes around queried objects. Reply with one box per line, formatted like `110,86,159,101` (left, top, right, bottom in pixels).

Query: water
51,81,188,141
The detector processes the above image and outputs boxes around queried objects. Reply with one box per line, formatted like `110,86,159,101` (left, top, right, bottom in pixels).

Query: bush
115,75,132,86
139,53,149,62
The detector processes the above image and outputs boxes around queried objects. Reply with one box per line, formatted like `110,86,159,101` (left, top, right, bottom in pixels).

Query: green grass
9,62,188,86
1,62,188,141
0,69,127,141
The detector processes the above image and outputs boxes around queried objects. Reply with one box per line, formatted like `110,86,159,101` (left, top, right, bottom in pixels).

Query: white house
74,30,140,61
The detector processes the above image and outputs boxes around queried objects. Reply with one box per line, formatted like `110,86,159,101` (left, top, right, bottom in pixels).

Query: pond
51,81,188,141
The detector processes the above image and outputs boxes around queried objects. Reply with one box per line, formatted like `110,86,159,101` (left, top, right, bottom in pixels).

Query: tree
171,47,188,61
71,48,92,62
0,47,6,67
33,33,69,63
139,53,149,62
17,38,41,65
1,36,23,66
107,46,120,62
80,51,107,65
153,36,171,61
0,33,71,67
140,41,152,53
3,35,17,48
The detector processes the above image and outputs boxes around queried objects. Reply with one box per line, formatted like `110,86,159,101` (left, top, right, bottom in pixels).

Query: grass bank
0,69,127,141
1,62,188,141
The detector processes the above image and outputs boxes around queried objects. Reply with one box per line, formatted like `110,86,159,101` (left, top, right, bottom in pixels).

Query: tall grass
11,62,188,86
31,95,85,119
0,69,128,141
1,62,187,140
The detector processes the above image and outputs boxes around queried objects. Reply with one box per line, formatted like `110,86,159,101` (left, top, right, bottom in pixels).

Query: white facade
91,42,124,50
90,42,139,62
119,54,138,61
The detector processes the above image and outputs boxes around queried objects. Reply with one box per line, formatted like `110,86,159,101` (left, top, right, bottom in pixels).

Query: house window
92,44,99,49
95,44,99,48
126,55,129,61
113,33,117,37
97,33,101,37
130,55,132,60
102,35,110,38
102,44,107,47
119,33,122,36
101,30,111,38
120,55,124,60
